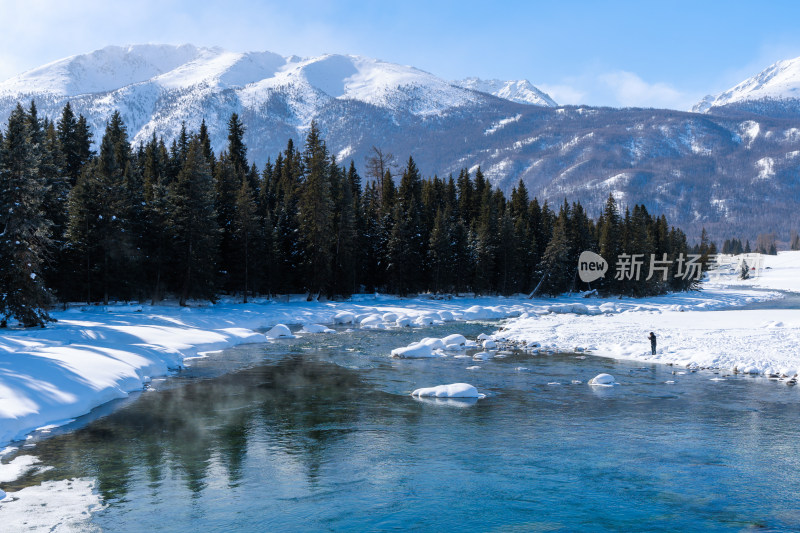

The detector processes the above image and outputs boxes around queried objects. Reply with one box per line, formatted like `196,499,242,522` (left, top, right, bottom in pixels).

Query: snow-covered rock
333,311,356,324
482,339,497,349
472,351,492,361
438,311,455,322
266,324,294,339
382,312,399,323
441,334,467,348
588,373,617,386
411,383,485,398
414,315,435,326
599,302,617,313
390,343,435,358
301,324,335,334
418,337,446,350
360,314,383,327
396,317,413,327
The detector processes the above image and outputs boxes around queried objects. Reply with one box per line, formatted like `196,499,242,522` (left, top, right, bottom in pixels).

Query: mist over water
3,322,800,531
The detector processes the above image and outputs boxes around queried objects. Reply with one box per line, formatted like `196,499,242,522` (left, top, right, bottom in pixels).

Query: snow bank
0,477,104,531
498,282,797,377
411,383,485,398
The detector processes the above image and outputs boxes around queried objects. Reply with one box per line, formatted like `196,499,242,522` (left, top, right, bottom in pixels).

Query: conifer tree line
1,102,702,327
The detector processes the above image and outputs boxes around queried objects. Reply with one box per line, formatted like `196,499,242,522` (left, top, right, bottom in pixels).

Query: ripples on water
3,322,800,531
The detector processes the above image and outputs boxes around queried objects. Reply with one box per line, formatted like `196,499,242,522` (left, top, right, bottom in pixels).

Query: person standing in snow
648,332,657,355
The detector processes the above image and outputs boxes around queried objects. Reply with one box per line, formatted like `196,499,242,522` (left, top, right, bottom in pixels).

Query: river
2,320,800,531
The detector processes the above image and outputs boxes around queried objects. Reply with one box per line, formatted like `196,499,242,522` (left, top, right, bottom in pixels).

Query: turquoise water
4,322,800,531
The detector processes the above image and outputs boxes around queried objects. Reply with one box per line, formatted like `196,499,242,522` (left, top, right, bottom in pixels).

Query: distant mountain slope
2,45,800,242
453,78,557,107
694,56,800,117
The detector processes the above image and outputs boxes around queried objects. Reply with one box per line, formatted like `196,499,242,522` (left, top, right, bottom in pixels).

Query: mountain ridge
2,44,800,243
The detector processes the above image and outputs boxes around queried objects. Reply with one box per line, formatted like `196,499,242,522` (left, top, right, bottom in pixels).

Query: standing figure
648,332,657,355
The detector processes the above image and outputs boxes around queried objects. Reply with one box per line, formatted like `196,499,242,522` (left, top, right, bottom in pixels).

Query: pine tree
57,103,93,186
227,113,248,177
168,137,219,306
791,231,800,251
233,178,260,302
214,153,240,291
0,104,52,327
537,211,572,295
331,161,358,295
428,207,452,292
598,194,622,294
387,157,425,294
298,122,334,296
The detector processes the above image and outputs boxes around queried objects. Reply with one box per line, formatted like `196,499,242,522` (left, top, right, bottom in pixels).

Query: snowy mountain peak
0,44,495,116
0,44,208,96
454,77,557,107
693,56,800,112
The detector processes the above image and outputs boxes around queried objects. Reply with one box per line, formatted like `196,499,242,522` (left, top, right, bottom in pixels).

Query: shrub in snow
588,373,617,386
333,311,356,324
266,324,294,339
411,383,485,398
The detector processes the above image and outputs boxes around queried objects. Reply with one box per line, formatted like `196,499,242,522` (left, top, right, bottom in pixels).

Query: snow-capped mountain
0,44,556,152
693,56,800,114
453,78,557,107
3,44,800,242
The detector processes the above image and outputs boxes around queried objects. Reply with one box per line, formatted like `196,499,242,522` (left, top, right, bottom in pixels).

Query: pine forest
0,101,706,327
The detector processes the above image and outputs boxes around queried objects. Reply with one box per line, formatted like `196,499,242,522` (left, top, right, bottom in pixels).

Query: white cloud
598,70,694,109
537,84,586,106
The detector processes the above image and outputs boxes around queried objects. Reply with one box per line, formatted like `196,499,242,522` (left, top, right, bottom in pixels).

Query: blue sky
2,0,800,109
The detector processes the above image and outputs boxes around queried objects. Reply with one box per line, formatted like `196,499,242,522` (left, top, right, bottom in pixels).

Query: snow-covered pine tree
0,104,53,327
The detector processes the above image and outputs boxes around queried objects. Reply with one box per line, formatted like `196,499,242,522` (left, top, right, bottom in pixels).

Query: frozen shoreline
1,251,799,451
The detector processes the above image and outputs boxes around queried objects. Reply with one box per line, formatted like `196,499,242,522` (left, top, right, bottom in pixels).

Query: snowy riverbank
1,251,799,449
